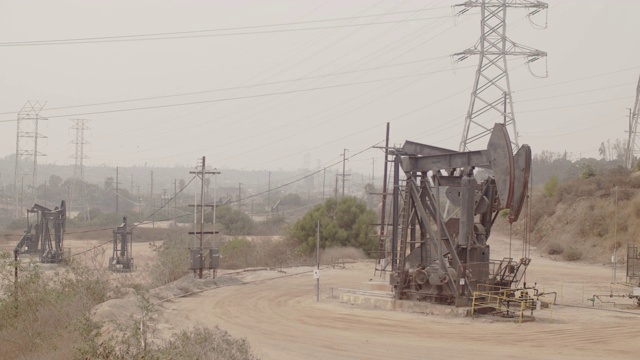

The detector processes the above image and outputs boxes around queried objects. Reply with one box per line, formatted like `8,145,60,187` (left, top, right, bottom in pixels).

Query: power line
519,96,634,114
515,81,637,104
516,65,640,93
0,6,453,46
224,142,380,206
0,14,467,47
0,67,466,122
0,56,448,116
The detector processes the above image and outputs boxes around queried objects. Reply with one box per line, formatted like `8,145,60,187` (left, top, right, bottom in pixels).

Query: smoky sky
1,0,638,175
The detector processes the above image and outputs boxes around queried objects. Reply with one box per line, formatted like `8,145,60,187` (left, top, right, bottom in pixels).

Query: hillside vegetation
506,166,640,263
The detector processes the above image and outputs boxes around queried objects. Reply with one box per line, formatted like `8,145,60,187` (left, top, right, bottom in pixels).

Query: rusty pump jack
390,124,531,306
14,201,67,263
109,217,134,272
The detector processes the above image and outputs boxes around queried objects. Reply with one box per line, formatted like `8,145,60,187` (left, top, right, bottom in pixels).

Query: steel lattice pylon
455,0,547,151
69,119,90,217
14,101,47,217
625,75,640,169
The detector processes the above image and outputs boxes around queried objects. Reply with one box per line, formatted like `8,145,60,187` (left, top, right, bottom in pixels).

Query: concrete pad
340,292,470,317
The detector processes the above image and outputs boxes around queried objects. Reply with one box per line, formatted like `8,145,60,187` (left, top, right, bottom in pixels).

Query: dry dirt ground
144,233,640,360
4,232,639,359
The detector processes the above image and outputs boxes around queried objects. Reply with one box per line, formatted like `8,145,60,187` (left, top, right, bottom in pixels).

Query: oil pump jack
14,201,67,263
109,217,134,272
389,124,531,306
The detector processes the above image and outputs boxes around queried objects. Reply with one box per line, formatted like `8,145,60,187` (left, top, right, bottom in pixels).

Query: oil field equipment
14,201,67,263
627,243,640,286
389,123,531,306
189,248,220,275
109,217,134,272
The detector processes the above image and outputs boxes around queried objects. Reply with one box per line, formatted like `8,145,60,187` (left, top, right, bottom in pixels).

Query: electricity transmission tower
454,0,548,151
14,101,47,217
625,75,640,169
70,119,90,218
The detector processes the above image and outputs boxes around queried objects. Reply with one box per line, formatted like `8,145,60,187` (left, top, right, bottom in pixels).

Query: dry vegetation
498,167,640,263
0,231,261,359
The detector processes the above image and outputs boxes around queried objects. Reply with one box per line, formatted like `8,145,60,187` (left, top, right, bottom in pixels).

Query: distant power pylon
14,101,47,217
625,75,640,169
454,0,548,151
70,119,90,218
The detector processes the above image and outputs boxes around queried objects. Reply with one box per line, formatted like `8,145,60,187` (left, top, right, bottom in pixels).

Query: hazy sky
1,0,639,176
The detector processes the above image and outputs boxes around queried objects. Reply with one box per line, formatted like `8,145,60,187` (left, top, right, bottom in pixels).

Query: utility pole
115,166,119,213
150,171,154,227
316,220,320,302
268,171,271,215
371,158,375,184
174,179,177,211
188,157,219,279
322,168,326,199
341,148,348,197
625,75,640,169
454,0,548,151
162,189,167,215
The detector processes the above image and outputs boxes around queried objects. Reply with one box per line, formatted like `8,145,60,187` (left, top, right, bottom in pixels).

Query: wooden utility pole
341,148,348,197
188,156,220,279
322,168,326,199
316,220,320,302
150,171,154,227
115,166,119,213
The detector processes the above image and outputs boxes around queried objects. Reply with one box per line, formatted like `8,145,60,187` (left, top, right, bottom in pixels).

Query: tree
280,193,302,206
48,174,63,188
289,197,377,256
211,205,254,235
104,176,114,190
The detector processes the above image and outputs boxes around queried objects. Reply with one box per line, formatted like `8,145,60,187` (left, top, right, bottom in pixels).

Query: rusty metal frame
390,123,531,306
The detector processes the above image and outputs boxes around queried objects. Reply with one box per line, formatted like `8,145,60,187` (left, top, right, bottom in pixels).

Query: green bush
580,164,597,179
209,205,254,236
220,237,254,269
289,197,377,257
543,176,559,198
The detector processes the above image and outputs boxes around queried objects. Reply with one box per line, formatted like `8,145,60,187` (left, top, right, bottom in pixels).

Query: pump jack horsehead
391,123,531,306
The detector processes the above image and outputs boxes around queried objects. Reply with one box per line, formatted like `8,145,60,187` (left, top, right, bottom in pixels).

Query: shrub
253,215,286,236
0,249,113,360
147,326,259,360
563,248,583,261
209,205,254,236
149,231,192,286
220,237,255,269
219,237,307,269
546,242,564,255
543,176,559,198
580,164,597,179
289,197,377,257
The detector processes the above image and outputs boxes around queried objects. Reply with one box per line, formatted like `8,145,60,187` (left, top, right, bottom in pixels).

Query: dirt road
155,233,640,360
